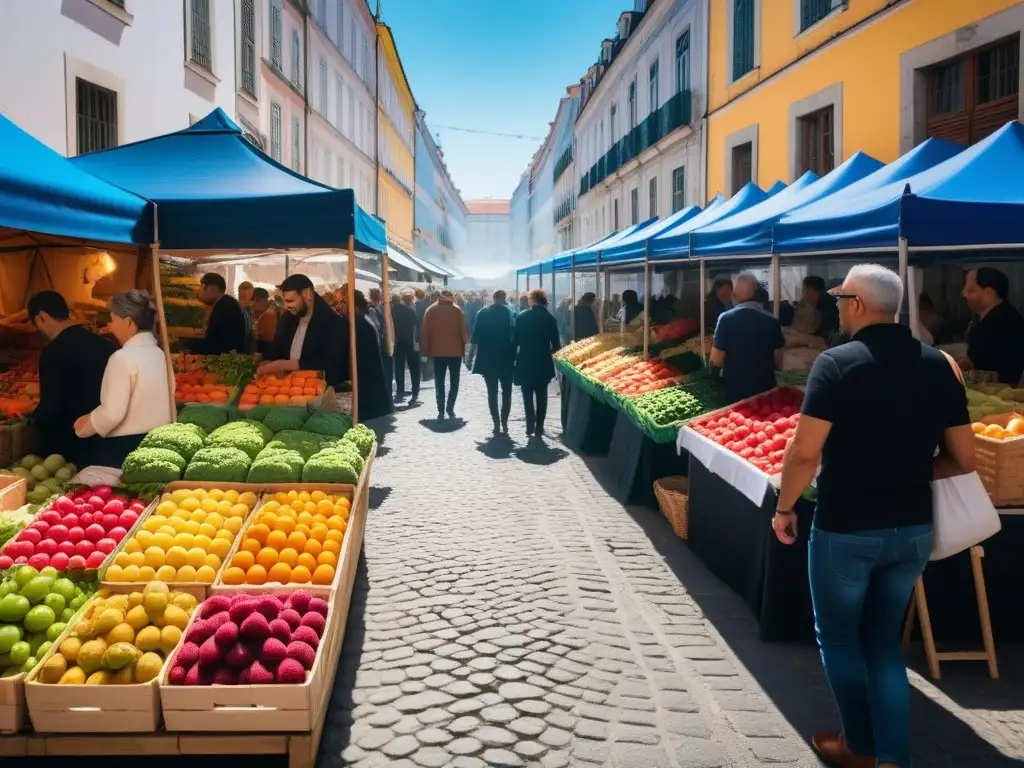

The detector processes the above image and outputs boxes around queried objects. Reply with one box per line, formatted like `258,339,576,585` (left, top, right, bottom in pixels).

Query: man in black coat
573,292,600,341
392,292,420,402
186,273,249,355
468,290,516,433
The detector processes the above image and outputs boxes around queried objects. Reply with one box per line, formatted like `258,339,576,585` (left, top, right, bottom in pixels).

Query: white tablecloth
677,426,775,506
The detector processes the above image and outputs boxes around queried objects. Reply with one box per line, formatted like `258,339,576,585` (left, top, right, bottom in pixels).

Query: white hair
846,264,904,314
733,272,759,295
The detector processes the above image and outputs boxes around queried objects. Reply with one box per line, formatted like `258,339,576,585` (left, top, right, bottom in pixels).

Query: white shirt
79,333,173,438
290,307,313,361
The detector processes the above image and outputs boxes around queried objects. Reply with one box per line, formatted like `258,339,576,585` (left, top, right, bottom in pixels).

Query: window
798,106,834,175
291,31,301,87
648,177,657,217
628,79,637,129
108,0,125,6
671,167,685,212
927,36,1020,146
630,188,639,225
610,103,617,143
292,117,301,172
270,1,282,68
675,31,690,94
314,0,327,26
649,59,659,113
347,90,354,138
732,0,755,81
335,0,344,48
270,102,282,160
335,75,344,130
318,57,328,113
732,142,753,192
239,0,256,96
800,0,842,33
75,78,117,154
613,199,619,230
188,0,212,71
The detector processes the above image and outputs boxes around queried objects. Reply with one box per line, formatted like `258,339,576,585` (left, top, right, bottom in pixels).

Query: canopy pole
381,250,394,356
642,241,651,360
907,265,920,340
569,255,576,340
284,255,290,277
347,235,359,425
699,258,707,366
146,203,176,425
596,252,603,330
897,236,909,324
771,253,780,319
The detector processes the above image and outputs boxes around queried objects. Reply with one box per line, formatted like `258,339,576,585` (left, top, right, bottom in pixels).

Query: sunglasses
833,293,859,301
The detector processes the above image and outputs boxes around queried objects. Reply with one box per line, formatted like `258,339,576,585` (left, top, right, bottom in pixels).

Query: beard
289,298,311,318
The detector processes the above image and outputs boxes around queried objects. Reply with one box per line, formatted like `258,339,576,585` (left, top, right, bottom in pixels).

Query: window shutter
240,0,256,96
732,0,754,81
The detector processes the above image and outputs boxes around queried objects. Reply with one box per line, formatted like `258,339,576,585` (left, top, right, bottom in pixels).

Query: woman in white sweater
74,290,173,467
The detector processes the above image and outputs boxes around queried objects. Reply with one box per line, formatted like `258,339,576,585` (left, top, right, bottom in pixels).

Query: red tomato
764,425,777,438
734,425,750,440
744,433,759,448
739,447,755,458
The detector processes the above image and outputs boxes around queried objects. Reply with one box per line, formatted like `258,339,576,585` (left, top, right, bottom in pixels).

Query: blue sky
379,0,632,201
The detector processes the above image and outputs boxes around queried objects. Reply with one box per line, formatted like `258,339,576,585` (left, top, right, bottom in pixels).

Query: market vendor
620,290,644,326
704,276,733,331
709,272,785,402
959,267,1024,385
28,291,116,467
800,276,840,340
250,287,278,356
74,291,173,468
185,273,249,355
573,292,599,340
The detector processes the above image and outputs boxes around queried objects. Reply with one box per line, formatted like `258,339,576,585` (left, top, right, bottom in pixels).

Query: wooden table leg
970,546,999,680
913,577,942,680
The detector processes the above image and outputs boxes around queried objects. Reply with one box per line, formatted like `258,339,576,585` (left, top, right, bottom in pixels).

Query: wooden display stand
0,445,374,767
902,545,999,680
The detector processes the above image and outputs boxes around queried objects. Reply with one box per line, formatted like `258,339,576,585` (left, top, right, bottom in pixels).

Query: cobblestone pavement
312,373,1024,768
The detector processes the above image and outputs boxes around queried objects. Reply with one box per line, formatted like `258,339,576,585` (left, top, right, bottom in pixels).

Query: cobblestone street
317,374,1024,768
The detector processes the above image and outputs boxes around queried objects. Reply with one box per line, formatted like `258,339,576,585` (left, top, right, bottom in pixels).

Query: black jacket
392,302,418,346
351,312,394,421
471,303,516,380
269,293,348,388
514,306,561,388
187,294,248,355
573,302,599,341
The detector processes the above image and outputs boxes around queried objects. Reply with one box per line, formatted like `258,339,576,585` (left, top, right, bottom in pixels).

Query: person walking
392,291,420,403
420,289,469,420
514,289,561,436
775,264,976,768
468,290,516,434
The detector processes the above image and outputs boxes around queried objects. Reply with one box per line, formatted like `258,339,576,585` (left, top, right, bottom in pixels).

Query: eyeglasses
833,293,859,301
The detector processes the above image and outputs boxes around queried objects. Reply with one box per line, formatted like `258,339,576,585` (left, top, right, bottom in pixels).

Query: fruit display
555,336,617,366
972,415,1024,441
650,318,699,343
0,486,144,571
167,590,328,685
0,565,96,677
582,352,639,381
220,490,349,588
35,583,196,685
967,386,1022,423
103,488,258,585
174,371,235,405
689,388,804,476
173,353,260,405
602,359,683,397
239,371,325,410
0,351,40,418
2,453,77,505
631,380,729,427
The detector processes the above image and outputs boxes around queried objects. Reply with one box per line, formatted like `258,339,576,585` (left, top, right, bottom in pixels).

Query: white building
574,0,706,245
533,86,580,258
465,200,512,267
510,173,532,264
0,0,236,156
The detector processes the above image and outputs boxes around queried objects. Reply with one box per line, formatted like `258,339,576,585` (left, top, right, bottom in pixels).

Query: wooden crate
974,412,1024,505
0,672,26,735
0,475,26,512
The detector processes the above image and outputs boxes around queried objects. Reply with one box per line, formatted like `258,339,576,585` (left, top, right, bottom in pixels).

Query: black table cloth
561,377,617,456
605,412,687,507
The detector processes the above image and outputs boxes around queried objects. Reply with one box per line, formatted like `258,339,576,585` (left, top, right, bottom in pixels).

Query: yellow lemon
189,510,206,523
122,564,141,582
204,553,221,569
214,529,234,543
169,489,191,504
237,492,256,508
179,497,200,512
156,501,177,516
208,538,231,560
223,489,239,503
138,566,157,581
167,517,185,533
223,517,243,535
207,488,223,501
123,538,142,555
157,525,177,538
290,499,305,513
216,500,233,515
193,534,212,552
151,532,174,551
143,547,166,569
172,533,194,549
134,530,154,549
296,511,314,527
114,552,131,568
141,517,162,533
127,551,146,568
200,498,218,513
175,565,197,582
165,546,188,570
156,565,177,582
182,520,200,536
310,490,326,502
229,503,249,518
197,523,218,539
105,564,124,582
262,500,280,514
194,565,217,583
205,513,224,530
185,548,207,569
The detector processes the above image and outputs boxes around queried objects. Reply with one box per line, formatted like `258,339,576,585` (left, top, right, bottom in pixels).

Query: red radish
67,554,87,569
47,524,69,543
35,540,57,556
18,528,41,545
93,486,114,501
61,514,79,528
74,540,94,557
67,526,85,543
85,550,106,568
103,499,124,516
118,511,138,528
84,523,105,542
28,553,49,568
39,510,60,526
54,496,75,513
108,526,127,542
95,538,116,555
78,512,94,527
56,541,76,556
49,552,70,571
0,555,12,570
13,556,27,565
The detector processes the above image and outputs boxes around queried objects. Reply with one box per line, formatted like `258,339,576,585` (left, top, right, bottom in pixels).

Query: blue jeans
808,523,933,767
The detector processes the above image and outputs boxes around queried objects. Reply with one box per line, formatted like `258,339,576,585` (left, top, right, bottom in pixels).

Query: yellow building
706,0,1023,201
376,23,416,255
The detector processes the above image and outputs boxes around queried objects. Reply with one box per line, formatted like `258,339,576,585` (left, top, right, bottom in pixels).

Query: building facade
706,0,1024,199
527,87,581,263
510,173,533,265
376,23,416,256
465,200,513,267
413,110,467,268
575,0,707,245
0,0,236,156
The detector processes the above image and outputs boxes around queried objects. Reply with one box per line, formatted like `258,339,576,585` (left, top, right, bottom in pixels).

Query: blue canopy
0,113,153,245
690,154,884,258
551,231,622,272
573,218,661,268
70,109,385,254
650,183,768,260
766,180,788,196
773,137,964,254
601,204,703,264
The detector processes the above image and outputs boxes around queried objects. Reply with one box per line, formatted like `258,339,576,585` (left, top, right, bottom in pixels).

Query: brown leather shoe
811,732,876,768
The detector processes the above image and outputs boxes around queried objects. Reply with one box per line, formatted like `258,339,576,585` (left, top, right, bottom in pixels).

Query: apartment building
527,86,580,261
376,22,416,256
465,200,513,266
414,110,468,268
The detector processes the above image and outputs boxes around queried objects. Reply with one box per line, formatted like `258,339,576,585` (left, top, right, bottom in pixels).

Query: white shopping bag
930,472,1002,561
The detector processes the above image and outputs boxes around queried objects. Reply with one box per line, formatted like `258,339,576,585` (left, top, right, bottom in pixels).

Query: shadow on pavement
475,435,516,460
418,417,467,433
367,486,391,510
618,500,1024,766
513,437,569,466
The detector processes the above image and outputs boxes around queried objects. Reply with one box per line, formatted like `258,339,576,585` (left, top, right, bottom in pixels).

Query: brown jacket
421,298,469,358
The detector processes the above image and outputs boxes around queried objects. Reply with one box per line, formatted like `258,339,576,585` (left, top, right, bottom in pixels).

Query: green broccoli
121,448,187,484
139,423,206,461
205,421,269,460
302,412,352,437
317,443,364,475
261,407,309,433
341,424,375,459
301,450,358,484
237,404,271,421
265,430,335,460
183,447,251,482
178,405,230,432
239,419,274,444
0,516,25,549
247,448,305,483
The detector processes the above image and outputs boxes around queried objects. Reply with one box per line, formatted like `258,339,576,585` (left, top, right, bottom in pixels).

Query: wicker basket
974,412,1024,505
654,476,689,539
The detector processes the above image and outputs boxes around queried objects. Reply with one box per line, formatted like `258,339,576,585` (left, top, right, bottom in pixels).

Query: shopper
393,291,420,403
514,289,561,436
420,289,469,419
346,290,395,421
74,291,172,467
704,276,734,331
620,289,644,325
186,272,249,355
775,264,976,768
469,290,516,433
573,292,599,341
959,267,1024,385
250,287,278,357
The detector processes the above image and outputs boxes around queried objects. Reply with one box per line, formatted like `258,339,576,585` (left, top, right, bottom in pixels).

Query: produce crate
0,670,25,735
0,474,26,512
24,590,185,733
973,412,1024,505
0,422,38,468
98,494,252,601
158,588,341,732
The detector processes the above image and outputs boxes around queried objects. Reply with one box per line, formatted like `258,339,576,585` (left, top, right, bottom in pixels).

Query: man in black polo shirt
958,267,1024,385
773,264,976,768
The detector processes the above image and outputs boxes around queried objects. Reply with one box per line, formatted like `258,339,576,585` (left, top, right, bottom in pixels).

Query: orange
259,394,275,405
266,530,288,550
311,564,335,585
247,523,270,545
275,516,296,535
290,565,311,584
295,524,311,537
259,511,278,528
267,562,292,584
322,540,341,556
286,531,307,550
296,552,318,571
231,550,256,571
257,547,279,569
274,394,289,405
221,567,246,585
296,511,314,527
312,514,328,526
303,539,322,558
278,547,299,567
241,538,261,555
245,564,268,584
325,529,344,545
289,500,305,513
309,524,328,543
317,550,338,567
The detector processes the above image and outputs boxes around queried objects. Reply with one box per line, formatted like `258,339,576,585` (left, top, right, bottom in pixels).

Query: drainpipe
302,1,310,176
374,18,381,217
699,0,710,203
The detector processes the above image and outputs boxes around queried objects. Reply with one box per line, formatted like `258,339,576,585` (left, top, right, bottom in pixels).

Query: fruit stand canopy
600,203,709,266
572,217,662,268
773,121,1024,254
69,109,386,255
650,182,771,261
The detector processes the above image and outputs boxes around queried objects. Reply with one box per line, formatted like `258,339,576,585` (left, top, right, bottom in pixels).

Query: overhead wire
431,124,545,141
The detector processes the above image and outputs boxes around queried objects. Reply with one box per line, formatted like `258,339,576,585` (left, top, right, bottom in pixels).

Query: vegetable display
138,423,207,462
602,359,682,397
2,453,77,505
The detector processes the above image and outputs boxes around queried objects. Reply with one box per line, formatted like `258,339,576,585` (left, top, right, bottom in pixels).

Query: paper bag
930,471,1002,560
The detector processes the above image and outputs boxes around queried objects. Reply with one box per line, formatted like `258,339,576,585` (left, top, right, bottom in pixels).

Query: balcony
578,89,691,198
552,147,573,183
552,196,576,226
